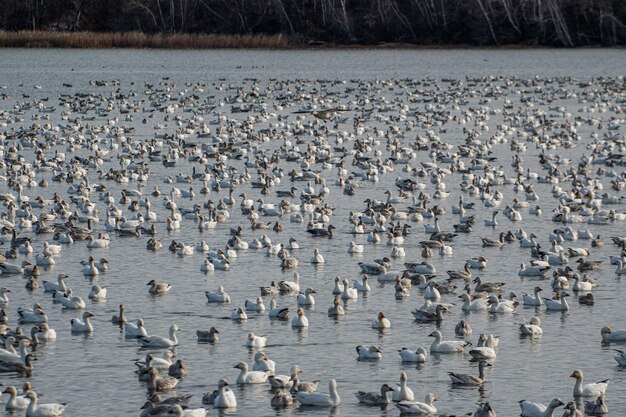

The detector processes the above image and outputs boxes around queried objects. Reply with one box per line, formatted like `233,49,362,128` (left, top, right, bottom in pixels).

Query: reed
0,30,292,49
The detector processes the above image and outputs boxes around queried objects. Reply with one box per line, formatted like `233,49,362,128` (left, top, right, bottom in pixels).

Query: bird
356,345,382,360
148,367,179,392
212,379,237,408
396,393,437,415
196,327,219,343
147,280,172,295
448,360,491,385
295,378,341,406
391,372,414,401
234,362,269,384
125,319,148,338
372,311,390,329
291,307,309,328
3,385,30,411
518,398,564,417
70,311,94,333
584,396,608,416
245,332,267,349
570,369,609,397
24,391,68,417
429,330,470,353
205,286,230,303
472,402,497,417
355,383,394,405
398,347,427,363
600,326,626,342
139,324,179,348
270,389,294,408
520,316,543,336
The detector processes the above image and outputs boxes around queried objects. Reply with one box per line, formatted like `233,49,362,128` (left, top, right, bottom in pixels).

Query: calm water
0,49,624,416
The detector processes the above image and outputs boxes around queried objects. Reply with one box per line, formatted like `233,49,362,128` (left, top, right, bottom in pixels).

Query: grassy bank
0,30,291,49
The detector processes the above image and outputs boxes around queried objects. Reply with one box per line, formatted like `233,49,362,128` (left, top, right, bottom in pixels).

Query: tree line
0,0,624,46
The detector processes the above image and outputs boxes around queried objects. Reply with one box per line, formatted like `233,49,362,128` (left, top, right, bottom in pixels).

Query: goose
447,261,471,280
520,316,543,336
429,330,470,353
398,347,427,363
339,278,358,300
25,391,68,417
295,379,340,406
271,389,294,408
488,294,517,313
0,352,36,374
484,210,498,226
278,272,300,293
411,304,444,323
583,396,608,416
3,385,30,410
448,360,491,385
18,307,47,324
231,308,248,321
572,274,595,292
481,233,505,247
522,286,543,306
196,327,219,343
0,287,10,303
251,352,275,373
291,308,308,328
469,334,497,360
139,324,179,348
372,311,390,329
88,285,107,301
472,402,497,417
518,398,564,417
459,293,488,311
245,332,267,349
310,248,324,264
455,320,473,336
234,362,269,384
601,327,626,342
36,323,57,340
356,345,382,360
147,280,171,295
70,311,94,333
212,379,237,408
205,287,230,303
348,241,364,253
148,367,179,392
468,256,488,269
570,369,609,397
268,299,289,320
545,291,570,311
473,277,505,293
423,281,441,300
519,262,550,277
355,383,393,405
125,319,148,338
391,371,414,402
81,256,99,276
520,233,539,248
54,290,86,309
42,274,68,293
244,297,265,312
168,359,189,379
327,296,345,317
297,288,316,305
397,393,437,415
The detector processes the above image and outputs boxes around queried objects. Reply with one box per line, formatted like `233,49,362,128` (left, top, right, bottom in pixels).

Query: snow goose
459,293,488,311
125,319,148,338
251,352,275,373
341,279,358,300
372,311,390,329
520,316,543,336
70,311,94,333
327,296,345,317
25,391,67,417
391,372,414,402
570,369,609,397
397,393,437,415
42,274,68,293
348,241,364,253
88,285,107,301
291,308,308,328
310,248,324,264
205,287,230,303
356,345,382,360
278,272,300,293
245,332,267,349
230,308,247,321
545,291,570,311
148,367,178,392
602,327,626,342
518,398,564,417
212,379,236,408
244,297,265,312
295,379,340,406
268,299,289,320
234,362,269,384
271,389,294,408
297,288,316,305
3,385,29,411
429,330,470,353
139,324,179,348
147,280,171,295
355,383,393,405
398,347,427,363
522,286,543,306
583,396,608,416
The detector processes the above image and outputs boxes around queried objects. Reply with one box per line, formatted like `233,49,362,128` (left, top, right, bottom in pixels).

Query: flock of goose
0,69,623,417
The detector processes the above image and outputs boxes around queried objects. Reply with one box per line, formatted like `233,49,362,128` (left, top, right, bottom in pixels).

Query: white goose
391,372,414,402
205,286,230,303
397,393,437,415
234,362,269,384
213,379,237,408
398,347,427,363
429,330,470,353
139,324,179,348
519,398,564,417
25,391,67,417
545,291,570,311
70,311,94,333
570,369,609,397
295,379,341,406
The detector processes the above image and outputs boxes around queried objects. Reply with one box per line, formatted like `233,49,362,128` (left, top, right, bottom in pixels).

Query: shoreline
0,31,623,50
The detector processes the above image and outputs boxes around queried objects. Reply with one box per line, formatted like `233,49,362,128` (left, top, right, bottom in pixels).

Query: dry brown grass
0,30,291,49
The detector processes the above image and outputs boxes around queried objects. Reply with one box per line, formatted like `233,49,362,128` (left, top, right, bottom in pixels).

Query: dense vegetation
0,0,624,47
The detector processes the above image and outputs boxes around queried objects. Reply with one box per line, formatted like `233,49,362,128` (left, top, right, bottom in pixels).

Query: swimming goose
449,360,491,385
411,304,444,323
455,320,473,336
310,248,324,264
348,241,364,253
520,316,543,336
398,347,427,363
306,224,335,238
245,332,267,349
570,369,609,397
278,272,300,293
17,306,47,324
259,281,279,296
0,353,36,374
244,297,265,312
522,286,543,306
484,210,499,226
397,393,437,415
3,385,30,410
147,280,171,295
519,262,550,277
268,299,289,320
459,293,488,311
268,365,301,389
518,398,564,417
25,391,67,417
296,378,340,406
205,287,230,303
583,396,607,416
81,256,99,276
297,288,316,306
326,296,345,317
372,311,390,329
212,379,236,408
429,330,470,353
469,334,497,360
341,279,358,300
356,383,393,405
70,311,94,333
447,261,471,280
251,352,275,373
545,291,570,311
472,402,497,417
168,359,189,379
230,308,247,321
88,285,107,301
391,372,414,402
148,367,179,392
488,294,517,313
356,345,382,360
234,362,269,384
601,326,626,342
111,304,126,324
36,323,57,340
291,308,308,328
196,327,219,343
126,319,149,338
42,274,68,293
271,389,293,408
139,324,179,348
